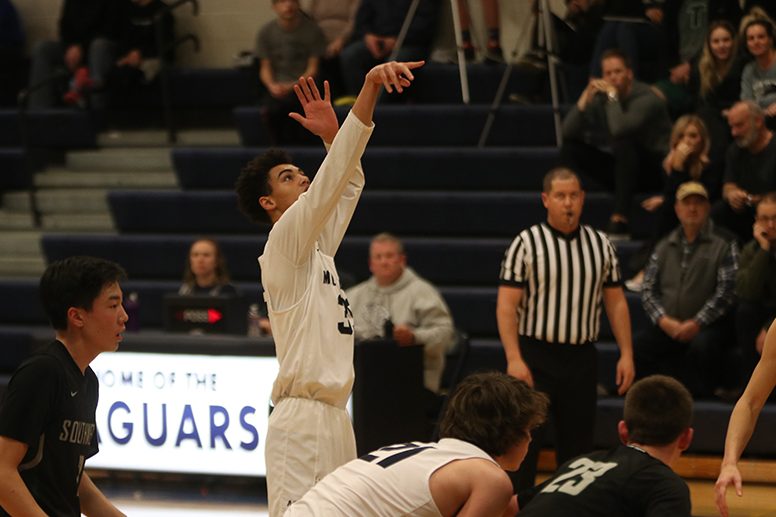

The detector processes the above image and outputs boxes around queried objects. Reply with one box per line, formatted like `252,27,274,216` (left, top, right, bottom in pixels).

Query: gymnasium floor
96,478,776,516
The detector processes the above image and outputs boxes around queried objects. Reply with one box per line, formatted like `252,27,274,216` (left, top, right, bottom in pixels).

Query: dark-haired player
234,60,424,516
286,372,548,516
0,256,128,516
518,374,693,517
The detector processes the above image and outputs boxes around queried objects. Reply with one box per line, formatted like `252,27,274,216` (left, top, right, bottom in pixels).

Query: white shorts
266,397,355,517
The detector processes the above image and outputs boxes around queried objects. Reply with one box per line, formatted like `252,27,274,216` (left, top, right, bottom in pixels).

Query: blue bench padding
173,146,566,191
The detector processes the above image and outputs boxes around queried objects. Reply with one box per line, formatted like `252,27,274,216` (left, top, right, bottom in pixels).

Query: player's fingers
380,69,393,93
323,80,331,103
405,60,425,71
397,62,416,82
385,65,402,93
293,83,307,105
288,112,305,125
306,76,321,101
735,477,743,497
297,76,313,101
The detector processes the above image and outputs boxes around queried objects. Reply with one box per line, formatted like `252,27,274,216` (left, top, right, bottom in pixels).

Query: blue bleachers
0,149,29,189
107,190,618,237
173,146,564,191
236,104,563,147
0,109,96,148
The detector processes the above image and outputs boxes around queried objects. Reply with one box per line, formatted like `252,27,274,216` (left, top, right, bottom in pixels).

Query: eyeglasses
756,215,776,224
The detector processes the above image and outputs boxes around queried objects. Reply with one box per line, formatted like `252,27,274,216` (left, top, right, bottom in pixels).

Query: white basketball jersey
285,438,496,516
260,112,373,409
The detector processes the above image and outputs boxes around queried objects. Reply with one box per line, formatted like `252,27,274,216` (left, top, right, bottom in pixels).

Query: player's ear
617,420,629,445
677,427,694,452
259,195,275,212
67,306,86,329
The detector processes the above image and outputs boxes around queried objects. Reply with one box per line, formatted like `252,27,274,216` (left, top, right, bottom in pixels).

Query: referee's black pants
511,337,598,493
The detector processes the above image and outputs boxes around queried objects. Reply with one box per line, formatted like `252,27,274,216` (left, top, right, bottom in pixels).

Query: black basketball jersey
0,340,100,516
519,444,691,517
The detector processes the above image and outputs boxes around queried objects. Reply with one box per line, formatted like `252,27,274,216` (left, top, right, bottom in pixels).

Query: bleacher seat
0,149,29,189
235,105,564,147
0,109,96,148
173,146,564,192
107,190,617,236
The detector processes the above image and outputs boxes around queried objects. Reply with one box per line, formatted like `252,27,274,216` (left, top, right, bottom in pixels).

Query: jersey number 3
540,457,617,496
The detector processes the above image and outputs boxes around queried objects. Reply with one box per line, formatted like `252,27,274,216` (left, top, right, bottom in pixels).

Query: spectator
561,48,672,238
0,256,128,516
689,20,745,165
178,238,238,297
109,0,175,106
0,0,24,107
340,0,438,96
347,233,457,394
27,0,124,110
304,0,360,99
713,100,776,242
457,0,502,63
734,192,776,388
636,181,738,398
497,167,634,491
588,0,666,82
287,372,548,517
519,375,694,517
256,0,326,145
740,17,776,127
715,318,776,517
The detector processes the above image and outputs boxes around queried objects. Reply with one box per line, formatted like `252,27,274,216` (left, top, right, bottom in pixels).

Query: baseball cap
676,182,709,201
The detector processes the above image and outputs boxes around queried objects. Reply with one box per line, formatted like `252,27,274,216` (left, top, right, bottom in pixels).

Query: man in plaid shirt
635,181,738,397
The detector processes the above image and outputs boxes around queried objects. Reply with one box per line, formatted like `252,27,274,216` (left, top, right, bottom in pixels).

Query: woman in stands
178,237,238,296
740,14,776,128
688,20,744,165
628,116,719,290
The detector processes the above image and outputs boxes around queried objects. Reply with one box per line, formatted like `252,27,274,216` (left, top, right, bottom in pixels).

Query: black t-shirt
519,445,691,517
723,137,776,195
0,340,99,516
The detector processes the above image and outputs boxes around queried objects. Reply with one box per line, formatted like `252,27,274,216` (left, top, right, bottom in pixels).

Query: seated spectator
340,0,438,96
347,233,456,394
457,0,502,63
519,375,694,516
178,238,238,297
109,0,174,106
256,0,326,145
636,182,738,398
561,48,672,238
287,372,547,516
0,0,24,107
735,192,776,389
712,100,776,242
740,17,776,127
27,0,123,110
305,0,359,99
688,20,745,165
588,0,666,82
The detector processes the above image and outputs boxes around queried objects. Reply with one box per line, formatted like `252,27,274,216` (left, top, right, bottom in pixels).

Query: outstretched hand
288,77,338,143
365,61,425,94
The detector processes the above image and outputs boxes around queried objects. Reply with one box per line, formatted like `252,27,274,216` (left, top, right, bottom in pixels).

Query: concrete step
0,211,35,231
97,129,241,148
40,213,114,231
0,231,41,256
34,170,178,189
0,256,46,277
36,190,108,213
66,148,173,172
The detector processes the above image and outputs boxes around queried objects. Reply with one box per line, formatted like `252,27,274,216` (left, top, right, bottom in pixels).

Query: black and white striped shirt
500,223,622,345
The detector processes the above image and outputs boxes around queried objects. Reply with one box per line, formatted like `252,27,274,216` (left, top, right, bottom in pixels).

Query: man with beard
496,167,635,492
713,100,776,241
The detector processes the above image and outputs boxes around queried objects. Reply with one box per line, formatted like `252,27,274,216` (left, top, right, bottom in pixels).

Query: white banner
88,352,277,477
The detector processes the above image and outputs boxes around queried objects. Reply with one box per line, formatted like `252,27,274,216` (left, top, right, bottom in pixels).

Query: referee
497,167,635,491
